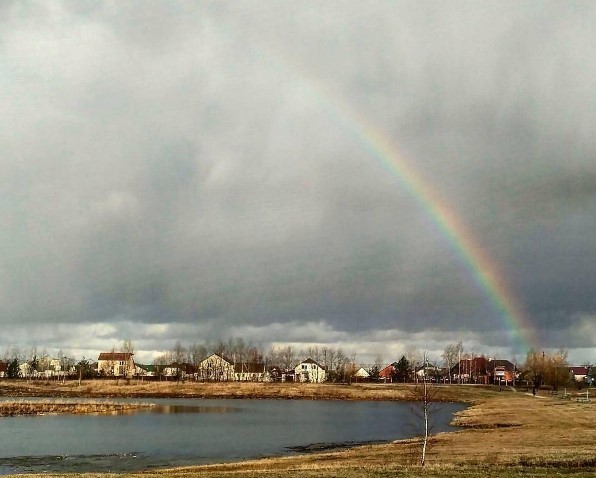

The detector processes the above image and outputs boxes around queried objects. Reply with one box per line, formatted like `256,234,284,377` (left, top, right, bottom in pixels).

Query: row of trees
152,339,359,383
2,340,588,389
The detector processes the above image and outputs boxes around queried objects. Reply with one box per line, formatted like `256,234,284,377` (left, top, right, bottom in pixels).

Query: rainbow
310,84,536,353
211,23,536,353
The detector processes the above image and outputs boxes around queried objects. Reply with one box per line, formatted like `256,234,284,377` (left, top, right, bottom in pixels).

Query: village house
415,364,442,381
379,362,398,382
196,353,235,381
19,362,32,378
161,362,196,379
451,357,489,384
97,352,135,378
295,358,326,383
570,366,591,385
487,359,516,385
268,366,295,382
0,361,7,378
135,363,156,377
353,367,370,382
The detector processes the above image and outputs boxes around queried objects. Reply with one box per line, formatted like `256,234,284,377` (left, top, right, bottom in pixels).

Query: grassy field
0,379,505,402
0,381,593,477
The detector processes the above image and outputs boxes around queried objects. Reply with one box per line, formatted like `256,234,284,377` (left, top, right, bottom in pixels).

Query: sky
1,1,595,366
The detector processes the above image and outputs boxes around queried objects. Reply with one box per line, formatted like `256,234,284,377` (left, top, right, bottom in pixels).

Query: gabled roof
379,363,398,377
98,352,134,361
570,366,588,375
486,359,515,371
299,358,324,369
354,367,370,377
204,352,234,365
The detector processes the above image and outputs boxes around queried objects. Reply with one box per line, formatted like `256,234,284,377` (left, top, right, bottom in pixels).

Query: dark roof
300,358,324,368
570,366,588,375
0,362,7,372
486,359,515,372
450,357,489,374
98,352,134,361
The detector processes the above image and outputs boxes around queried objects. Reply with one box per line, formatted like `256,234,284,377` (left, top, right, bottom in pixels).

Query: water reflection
112,404,241,415
149,405,240,414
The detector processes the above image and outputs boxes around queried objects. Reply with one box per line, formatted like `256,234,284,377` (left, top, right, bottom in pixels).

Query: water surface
0,398,465,474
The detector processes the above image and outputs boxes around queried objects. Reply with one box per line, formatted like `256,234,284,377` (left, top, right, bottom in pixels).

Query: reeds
0,400,153,416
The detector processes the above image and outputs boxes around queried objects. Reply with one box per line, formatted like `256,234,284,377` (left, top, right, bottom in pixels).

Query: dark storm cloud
1,1,595,361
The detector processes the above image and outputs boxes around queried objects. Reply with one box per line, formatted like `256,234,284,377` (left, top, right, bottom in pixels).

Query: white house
295,358,326,383
135,364,156,377
197,353,235,381
97,352,135,378
570,366,590,383
354,367,370,381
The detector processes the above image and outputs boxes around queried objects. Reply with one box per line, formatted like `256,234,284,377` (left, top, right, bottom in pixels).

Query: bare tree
442,344,459,384
280,345,296,371
122,339,135,380
153,352,170,381
410,351,438,466
188,343,208,379
406,346,419,384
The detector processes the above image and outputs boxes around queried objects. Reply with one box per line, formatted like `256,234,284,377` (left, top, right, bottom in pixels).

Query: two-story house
97,352,135,378
295,358,326,383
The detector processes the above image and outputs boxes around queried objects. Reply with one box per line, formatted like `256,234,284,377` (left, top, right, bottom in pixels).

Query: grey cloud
1,2,595,361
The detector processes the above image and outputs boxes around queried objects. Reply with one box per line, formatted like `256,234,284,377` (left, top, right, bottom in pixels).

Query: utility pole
458,349,461,385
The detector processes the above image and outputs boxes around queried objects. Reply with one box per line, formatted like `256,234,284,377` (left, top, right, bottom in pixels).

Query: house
135,364,156,377
234,362,269,381
379,362,398,382
486,359,516,385
450,357,489,384
295,358,326,383
97,352,135,378
19,362,32,378
161,362,196,379
353,367,370,382
196,353,234,381
0,361,7,378
415,364,441,381
570,366,590,384
269,367,295,382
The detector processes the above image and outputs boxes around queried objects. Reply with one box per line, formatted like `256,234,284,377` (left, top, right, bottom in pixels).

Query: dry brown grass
0,400,153,416
0,382,594,477
0,379,499,402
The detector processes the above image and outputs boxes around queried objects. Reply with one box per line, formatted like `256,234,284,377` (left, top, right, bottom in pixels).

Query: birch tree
410,351,437,466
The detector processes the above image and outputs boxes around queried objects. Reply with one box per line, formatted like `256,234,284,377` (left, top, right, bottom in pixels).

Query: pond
0,398,465,474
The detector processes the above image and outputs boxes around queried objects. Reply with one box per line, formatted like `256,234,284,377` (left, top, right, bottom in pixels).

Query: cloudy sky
1,1,595,365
